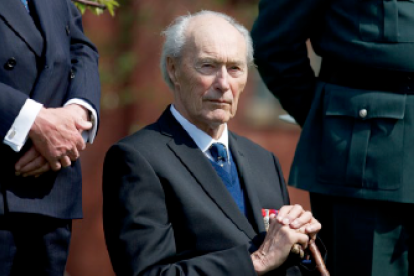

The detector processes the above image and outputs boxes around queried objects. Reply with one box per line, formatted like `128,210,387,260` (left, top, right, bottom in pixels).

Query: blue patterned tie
209,143,229,170
21,0,30,12
209,143,246,215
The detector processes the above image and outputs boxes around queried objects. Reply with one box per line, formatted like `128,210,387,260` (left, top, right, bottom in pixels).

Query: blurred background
68,0,321,275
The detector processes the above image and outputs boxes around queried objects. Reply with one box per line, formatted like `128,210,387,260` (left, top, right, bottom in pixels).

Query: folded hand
27,104,91,171
251,204,321,275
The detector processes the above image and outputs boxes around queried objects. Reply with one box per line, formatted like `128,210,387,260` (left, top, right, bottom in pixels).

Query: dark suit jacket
251,0,414,203
0,0,100,219
103,108,320,276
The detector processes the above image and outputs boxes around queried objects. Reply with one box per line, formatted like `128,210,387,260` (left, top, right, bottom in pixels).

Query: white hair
160,10,254,90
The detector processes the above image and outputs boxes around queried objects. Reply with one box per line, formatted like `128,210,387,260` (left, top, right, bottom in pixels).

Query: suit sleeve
66,0,100,121
0,85,29,140
103,143,258,276
0,1,100,140
251,0,326,126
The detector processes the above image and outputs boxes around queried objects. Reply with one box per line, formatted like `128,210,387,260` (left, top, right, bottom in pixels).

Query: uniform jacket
252,0,414,203
103,108,319,276
0,0,100,219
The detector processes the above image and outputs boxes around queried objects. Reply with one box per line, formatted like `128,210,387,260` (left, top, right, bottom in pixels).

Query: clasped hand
251,204,321,275
14,104,91,177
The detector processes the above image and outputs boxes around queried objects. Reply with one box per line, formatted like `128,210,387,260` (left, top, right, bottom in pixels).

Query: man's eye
196,63,216,75
202,63,214,68
228,66,244,77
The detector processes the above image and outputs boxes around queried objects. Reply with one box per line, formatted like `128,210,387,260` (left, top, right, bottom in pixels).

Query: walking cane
308,239,329,276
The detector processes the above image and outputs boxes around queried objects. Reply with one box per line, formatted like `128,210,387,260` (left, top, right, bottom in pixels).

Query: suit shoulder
109,122,167,153
230,132,273,156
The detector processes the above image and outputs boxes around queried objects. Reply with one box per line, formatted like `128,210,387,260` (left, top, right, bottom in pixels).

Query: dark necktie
209,143,246,215
20,0,30,12
209,143,229,171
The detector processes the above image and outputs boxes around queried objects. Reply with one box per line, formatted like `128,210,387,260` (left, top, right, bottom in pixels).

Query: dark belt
319,60,414,93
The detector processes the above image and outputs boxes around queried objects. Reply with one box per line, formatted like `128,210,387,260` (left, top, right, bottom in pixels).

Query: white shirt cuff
3,99,43,152
64,99,98,143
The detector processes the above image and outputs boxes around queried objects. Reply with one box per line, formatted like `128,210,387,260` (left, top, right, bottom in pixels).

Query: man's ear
167,57,179,85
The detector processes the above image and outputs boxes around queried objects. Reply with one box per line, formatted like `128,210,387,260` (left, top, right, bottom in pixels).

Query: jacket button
70,69,75,79
359,109,368,118
4,57,16,70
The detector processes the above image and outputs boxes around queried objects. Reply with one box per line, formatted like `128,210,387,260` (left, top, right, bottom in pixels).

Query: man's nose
214,66,230,92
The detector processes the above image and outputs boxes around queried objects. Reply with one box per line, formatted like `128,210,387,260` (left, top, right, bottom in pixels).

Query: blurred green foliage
72,0,119,16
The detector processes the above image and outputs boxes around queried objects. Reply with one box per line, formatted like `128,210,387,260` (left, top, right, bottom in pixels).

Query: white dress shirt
170,105,229,161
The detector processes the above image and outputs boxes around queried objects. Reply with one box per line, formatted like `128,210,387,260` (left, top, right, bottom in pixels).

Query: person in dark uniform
0,0,100,275
251,0,414,275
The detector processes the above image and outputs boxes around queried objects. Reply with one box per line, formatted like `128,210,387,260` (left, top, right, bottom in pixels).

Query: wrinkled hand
251,204,321,275
276,204,320,240
15,146,49,177
28,104,91,171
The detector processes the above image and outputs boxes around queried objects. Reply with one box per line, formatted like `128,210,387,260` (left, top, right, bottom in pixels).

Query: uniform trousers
310,193,413,276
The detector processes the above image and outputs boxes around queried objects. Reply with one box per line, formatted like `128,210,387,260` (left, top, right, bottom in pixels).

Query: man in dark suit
251,0,414,275
103,11,323,276
0,0,100,275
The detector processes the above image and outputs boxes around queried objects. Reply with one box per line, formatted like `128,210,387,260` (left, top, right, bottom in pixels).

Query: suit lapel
29,0,66,104
229,133,267,234
159,108,257,240
0,1,43,57
31,0,54,58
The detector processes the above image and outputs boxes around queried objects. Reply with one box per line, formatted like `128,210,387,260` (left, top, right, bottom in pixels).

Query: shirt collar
170,105,229,156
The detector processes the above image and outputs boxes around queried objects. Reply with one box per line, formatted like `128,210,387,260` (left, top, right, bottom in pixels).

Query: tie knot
209,143,228,163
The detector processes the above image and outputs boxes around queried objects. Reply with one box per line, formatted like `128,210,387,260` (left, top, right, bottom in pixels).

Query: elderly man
103,11,322,276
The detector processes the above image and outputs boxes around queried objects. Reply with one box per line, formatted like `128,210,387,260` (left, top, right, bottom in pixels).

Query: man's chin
206,114,231,125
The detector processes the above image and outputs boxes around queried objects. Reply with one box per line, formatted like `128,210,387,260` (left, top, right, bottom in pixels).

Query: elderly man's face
168,16,248,135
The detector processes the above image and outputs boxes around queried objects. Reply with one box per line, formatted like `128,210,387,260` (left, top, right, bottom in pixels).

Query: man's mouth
207,99,231,104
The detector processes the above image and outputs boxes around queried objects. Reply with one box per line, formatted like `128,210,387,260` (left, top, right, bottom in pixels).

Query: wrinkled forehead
184,16,247,63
